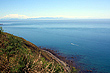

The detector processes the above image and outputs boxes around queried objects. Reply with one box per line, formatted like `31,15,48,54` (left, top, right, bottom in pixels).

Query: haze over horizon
0,0,110,19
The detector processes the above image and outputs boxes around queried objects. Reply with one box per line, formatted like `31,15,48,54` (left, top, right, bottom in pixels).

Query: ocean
1,19,110,73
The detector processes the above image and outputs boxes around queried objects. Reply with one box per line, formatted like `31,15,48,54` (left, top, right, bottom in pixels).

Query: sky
0,0,110,19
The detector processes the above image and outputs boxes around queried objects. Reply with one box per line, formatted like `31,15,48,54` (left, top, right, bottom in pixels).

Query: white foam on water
71,43,79,46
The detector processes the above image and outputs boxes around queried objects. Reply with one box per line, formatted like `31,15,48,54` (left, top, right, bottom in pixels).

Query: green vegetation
72,67,77,72
0,27,66,73
0,27,3,34
0,27,78,73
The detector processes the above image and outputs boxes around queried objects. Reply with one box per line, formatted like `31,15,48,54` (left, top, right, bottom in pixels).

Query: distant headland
0,24,3,25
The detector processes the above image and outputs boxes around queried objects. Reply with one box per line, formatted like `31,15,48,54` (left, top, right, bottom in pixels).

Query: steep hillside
0,27,77,73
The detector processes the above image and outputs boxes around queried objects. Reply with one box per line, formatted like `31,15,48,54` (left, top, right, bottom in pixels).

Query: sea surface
1,19,110,73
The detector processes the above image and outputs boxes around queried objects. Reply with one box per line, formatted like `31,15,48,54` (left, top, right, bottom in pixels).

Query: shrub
0,27,3,34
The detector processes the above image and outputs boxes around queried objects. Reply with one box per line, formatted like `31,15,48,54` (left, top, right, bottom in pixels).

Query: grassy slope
0,29,77,73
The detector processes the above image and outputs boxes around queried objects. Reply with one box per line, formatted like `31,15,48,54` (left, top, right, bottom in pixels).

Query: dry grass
0,32,67,73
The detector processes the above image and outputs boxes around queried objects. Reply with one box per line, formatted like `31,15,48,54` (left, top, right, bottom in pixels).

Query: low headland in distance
0,27,93,73
0,24,3,25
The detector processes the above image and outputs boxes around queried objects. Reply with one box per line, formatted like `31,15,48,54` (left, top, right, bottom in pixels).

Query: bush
0,27,3,34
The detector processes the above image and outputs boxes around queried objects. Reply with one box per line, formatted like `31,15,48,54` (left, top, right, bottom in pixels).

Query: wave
71,43,79,46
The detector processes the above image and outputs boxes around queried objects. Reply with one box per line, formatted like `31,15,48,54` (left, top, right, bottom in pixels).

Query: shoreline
41,49,71,73
40,48,93,73
40,47,76,66
1,31,93,73
1,32,72,73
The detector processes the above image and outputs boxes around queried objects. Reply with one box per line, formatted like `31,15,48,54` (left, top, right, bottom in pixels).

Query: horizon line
0,17,110,20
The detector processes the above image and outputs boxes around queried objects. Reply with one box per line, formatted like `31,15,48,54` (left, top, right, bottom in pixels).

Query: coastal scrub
0,27,68,73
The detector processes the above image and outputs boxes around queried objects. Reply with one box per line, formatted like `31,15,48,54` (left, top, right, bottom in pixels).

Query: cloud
1,14,29,19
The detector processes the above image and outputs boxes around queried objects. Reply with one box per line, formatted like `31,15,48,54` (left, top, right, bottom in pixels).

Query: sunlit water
1,19,110,73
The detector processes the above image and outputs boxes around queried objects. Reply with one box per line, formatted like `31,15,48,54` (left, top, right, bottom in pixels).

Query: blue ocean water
1,19,110,73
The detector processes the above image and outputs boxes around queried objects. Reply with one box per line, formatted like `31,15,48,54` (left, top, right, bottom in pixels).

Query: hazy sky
0,0,110,19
